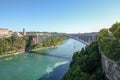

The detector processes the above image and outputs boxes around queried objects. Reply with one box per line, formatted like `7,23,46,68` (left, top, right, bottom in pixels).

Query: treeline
31,36,67,50
0,35,67,55
0,35,27,55
26,32,60,34
43,36,67,47
62,42,107,80
98,22,120,61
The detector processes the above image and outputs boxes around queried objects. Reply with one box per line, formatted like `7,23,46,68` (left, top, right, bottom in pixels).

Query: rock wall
100,51,120,80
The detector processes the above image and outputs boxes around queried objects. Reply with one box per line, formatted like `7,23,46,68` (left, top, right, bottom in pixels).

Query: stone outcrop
100,50,120,80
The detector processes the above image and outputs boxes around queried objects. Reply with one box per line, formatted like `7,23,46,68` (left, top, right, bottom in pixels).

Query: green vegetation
63,22,120,80
31,36,67,50
43,36,67,47
0,35,67,55
62,42,107,80
0,35,27,55
98,22,120,61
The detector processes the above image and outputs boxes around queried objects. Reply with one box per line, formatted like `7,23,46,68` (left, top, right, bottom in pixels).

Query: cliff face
98,22,120,80
100,51,120,80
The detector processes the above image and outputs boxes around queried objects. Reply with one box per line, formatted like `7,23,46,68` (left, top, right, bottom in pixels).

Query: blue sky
0,0,120,33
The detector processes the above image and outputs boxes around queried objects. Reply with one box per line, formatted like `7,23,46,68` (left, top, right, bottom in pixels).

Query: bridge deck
27,33,97,46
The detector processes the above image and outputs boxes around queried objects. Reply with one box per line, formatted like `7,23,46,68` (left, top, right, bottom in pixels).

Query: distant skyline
0,0,120,33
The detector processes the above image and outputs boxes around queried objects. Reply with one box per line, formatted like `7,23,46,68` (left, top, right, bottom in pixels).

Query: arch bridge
26,32,98,46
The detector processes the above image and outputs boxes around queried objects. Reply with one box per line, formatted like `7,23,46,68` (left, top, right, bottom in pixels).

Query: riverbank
0,44,61,58
62,42,107,80
31,37,68,52
0,36,66,57
0,42,63,58
31,46,57,51
0,51,24,58
0,35,27,58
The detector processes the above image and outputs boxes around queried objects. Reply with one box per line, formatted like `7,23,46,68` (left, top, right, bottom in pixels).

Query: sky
0,0,120,33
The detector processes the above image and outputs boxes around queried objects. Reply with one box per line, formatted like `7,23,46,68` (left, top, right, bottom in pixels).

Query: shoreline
0,39,67,58
0,51,24,58
31,38,68,51
31,46,58,51
31,41,65,51
0,46,58,58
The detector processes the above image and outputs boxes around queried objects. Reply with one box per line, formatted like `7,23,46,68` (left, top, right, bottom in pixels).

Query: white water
5,57,13,60
46,60,68,74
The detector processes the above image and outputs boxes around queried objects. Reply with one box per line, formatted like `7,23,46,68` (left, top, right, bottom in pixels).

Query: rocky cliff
100,50,120,80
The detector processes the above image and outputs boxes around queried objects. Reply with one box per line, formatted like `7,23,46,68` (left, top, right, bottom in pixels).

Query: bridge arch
27,33,98,46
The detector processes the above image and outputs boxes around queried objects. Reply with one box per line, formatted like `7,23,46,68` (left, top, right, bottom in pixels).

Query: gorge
0,22,120,80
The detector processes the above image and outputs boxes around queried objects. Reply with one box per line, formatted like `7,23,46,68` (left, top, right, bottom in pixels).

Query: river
0,39,85,80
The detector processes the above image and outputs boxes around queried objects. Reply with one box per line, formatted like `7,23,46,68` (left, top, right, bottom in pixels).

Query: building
23,28,26,35
0,28,12,35
14,32,23,37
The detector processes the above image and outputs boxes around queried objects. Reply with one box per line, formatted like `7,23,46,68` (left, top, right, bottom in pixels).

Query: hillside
0,35,27,55
62,22,120,80
62,42,107,80
98,22,120,61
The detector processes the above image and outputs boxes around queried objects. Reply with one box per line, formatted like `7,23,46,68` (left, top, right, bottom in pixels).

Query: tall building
23,28,26,35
